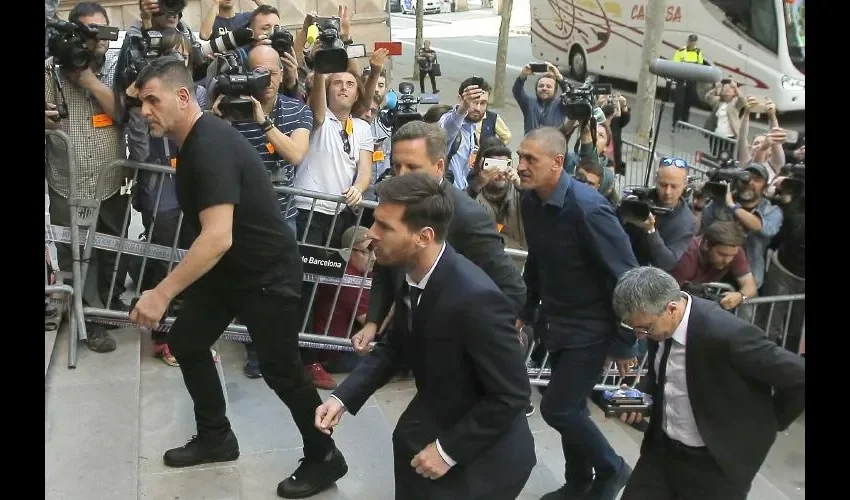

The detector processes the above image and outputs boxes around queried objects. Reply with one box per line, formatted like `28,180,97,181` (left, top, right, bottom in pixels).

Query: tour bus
529,0,805,113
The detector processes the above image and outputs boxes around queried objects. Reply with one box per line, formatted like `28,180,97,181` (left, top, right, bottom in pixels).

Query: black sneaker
163,430,240,468
540,482,593,499
588,461,632,500
277,446,348,498
525,402,536,417
86,325,117,353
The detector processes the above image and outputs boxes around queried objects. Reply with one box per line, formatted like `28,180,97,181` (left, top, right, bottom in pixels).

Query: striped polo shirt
231,94,313,220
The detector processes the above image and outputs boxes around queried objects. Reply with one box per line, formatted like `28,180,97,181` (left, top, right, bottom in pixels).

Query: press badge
372,150,385,162
92,113,113,128
266,143,276,154
170,158,177,169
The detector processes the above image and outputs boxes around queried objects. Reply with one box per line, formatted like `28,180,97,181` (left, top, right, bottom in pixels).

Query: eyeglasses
660,157,688,169
620,322,655,337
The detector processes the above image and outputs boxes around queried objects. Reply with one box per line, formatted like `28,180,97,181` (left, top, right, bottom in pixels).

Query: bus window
784,0,805,73
707,0,779,54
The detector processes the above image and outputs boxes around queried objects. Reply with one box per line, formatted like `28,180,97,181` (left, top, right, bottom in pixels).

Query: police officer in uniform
672,34,705,129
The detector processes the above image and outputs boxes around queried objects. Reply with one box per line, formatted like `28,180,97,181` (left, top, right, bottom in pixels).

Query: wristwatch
740,294,749,304
261,116,274,133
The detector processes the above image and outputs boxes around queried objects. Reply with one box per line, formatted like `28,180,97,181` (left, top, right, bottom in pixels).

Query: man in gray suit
613,267,805,500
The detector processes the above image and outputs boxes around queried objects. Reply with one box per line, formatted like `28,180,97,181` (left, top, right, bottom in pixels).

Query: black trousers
168,283,335,459
621,434,749,500
419,71,438,93
48,187,130,308
672,80,699,127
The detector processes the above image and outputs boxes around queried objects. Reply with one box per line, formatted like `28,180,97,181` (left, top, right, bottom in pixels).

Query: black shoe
244,351,261,379
525,402,536,417
588,462,632,500
277,447,348,498
540,482,592,499
163,430,240,468
433,89,440,93
86,325,117,353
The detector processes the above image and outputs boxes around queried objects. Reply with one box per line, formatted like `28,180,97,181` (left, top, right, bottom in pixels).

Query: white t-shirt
714,103,733,138
294,113,373,215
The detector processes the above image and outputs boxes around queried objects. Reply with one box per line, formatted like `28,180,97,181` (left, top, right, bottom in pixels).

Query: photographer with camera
622,157,697,271
45,2,127,353
671,221,758,311
699,162,784,292
199,0,265,41
513,61,569,134
758,166,805,351
736,96,787,179
439,77,512,190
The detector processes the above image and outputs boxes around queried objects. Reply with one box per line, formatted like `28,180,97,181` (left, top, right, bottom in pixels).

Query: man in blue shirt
516,127,639,499
199,0,265,41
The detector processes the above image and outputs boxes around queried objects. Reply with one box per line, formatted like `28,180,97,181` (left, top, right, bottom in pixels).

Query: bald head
655,164,688,207
523,126,567,158
247,44,282,70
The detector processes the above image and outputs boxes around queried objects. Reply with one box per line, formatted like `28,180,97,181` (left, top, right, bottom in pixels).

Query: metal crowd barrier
671,120,738,170
618,140,662,195
736,293,806,355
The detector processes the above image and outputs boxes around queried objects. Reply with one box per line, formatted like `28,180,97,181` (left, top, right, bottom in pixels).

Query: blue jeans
540,342,624,486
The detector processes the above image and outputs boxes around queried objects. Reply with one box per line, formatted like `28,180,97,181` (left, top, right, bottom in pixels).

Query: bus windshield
784,0,805,73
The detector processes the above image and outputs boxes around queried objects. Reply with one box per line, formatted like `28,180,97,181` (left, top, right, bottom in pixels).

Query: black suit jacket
366,182,526,325
334,245,535,490
639,296,805,487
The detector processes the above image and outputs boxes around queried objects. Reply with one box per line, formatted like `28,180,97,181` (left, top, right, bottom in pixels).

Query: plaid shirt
45,51,124,201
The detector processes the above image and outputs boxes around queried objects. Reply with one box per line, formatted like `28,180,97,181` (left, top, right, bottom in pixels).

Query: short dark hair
135,56,195,97
69,1,109,24
577,156,603,177
375,172,454,242
704,221,745,247
391,121,447,165
251,4,280,22
422,104,452,123
459,76,491,95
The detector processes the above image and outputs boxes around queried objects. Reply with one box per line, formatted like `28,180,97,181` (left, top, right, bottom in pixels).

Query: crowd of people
45,1,805,499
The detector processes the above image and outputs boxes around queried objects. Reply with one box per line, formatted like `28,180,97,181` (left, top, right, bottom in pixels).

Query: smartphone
483,158,511,172
720,78,732,85
374,41,403,56
593,106,606,124
529,62,548,73
346,44,366,59
747,97,768,114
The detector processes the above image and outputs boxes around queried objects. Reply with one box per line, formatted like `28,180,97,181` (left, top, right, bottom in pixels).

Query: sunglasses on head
660,157,688,169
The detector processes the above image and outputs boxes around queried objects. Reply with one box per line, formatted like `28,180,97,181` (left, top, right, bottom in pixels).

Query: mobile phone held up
374,41,402,56
529,62,549,73
483,158,511,172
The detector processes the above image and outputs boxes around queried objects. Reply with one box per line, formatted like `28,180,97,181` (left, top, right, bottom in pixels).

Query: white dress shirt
654,293,706,447
331,243,458,466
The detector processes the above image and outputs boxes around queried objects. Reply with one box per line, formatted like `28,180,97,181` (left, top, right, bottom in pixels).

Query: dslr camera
682,281,735,302
618,186,672,224
157,0,187,16
560,76,612,121
269,25,294,56
212,53,271,121
379,83,422,131
306,17,349,74
46,19,119,70
702,166,751,200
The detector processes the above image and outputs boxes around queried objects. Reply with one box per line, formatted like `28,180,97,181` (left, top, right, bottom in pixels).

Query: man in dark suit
517,126,639,499
612,266,806,500
350,121,532,414
315,173,536,500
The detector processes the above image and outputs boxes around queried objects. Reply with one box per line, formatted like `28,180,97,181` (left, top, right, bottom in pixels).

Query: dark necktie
652,338,674,434
407,285,421,332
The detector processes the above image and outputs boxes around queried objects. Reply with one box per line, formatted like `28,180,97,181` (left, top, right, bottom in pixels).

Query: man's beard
481,181,509,204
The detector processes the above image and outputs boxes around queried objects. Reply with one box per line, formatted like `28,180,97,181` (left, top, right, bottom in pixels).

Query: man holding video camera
622,157,697,272
45,1,127,353
117,1,200,81
698,162,783,292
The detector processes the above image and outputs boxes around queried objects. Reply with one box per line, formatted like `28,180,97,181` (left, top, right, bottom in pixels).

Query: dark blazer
334,244,535,498
366,182,527,325
639,296,805,488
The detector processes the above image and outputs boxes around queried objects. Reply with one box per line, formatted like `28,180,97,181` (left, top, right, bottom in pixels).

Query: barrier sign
299,245,348,279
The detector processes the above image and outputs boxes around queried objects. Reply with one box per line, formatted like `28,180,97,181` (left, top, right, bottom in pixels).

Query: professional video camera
618,186,672,224
212,53,271,121
46,18,119,70
269,25,294,56
121,29,170,85
560,76,612,122
379,83,422,131
157,0,187,16
702,166,751,200
305,17,349,74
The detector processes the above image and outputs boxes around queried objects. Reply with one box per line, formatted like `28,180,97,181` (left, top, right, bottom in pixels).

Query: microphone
385,89,398,110
648,58,723,83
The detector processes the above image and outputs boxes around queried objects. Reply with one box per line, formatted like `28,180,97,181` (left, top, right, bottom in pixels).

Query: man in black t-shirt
129,57,347,499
